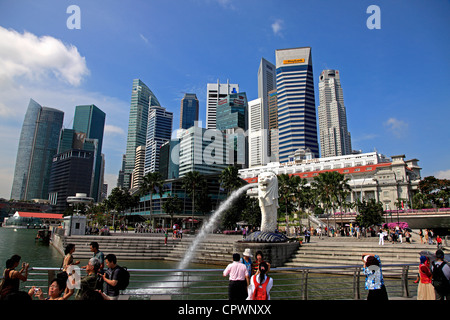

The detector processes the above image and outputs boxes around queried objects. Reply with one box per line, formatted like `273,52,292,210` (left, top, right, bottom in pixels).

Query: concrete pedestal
233,241,299,267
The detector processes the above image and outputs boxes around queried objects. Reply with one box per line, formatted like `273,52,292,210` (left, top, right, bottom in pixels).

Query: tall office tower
180,93,199,130
130,145,146,191
144,105,173,174
11,99,64,200
73,104,105,201
48,149,94,213
206,79,239,129
120,79,161,189
318,70,352,158
216,92,248,167
257,58,276,129
267,90,279,162
248,98,269,167
275,47,319,162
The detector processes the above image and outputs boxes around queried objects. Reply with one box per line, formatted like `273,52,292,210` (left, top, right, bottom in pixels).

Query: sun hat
243,248,253,257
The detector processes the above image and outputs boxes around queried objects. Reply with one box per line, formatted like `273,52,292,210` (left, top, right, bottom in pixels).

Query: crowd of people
223,249,273,300
0,241,128,301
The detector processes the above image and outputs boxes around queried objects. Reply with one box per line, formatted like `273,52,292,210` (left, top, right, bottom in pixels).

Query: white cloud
383,117,408,138
435,169,450,179
139,33,149,44
105,124,125,136
271,19,284,36
0,26,89,86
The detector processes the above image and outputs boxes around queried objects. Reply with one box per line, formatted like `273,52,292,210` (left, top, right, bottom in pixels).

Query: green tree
162,195,183,228
356,199,384,228
418,176,450,208
140,172,164,216
104,187,139,229
182,171,208,228
219,166,244,194
278,174,300,235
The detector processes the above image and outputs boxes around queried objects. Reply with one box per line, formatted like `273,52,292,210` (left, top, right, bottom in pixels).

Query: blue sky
0,0,449,199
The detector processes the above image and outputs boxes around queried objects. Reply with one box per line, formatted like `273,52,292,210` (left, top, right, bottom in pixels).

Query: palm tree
312,171,351,230
219,166,244,195
182,171,207,229
278,174,300,236
140,172,164,217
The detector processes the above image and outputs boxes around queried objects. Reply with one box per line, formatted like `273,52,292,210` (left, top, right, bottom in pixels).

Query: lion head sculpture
258,171,279,208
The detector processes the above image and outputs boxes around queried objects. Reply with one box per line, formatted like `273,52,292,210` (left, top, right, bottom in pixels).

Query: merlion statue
244,171,288,243
258,171,279,233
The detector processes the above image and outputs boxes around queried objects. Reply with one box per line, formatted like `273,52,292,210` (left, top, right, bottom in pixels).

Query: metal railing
17,263,419,300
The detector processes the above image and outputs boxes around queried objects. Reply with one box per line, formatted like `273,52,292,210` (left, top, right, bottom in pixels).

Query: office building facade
275,47,319,163
73,104,105,201
121,79,161,189
248,98,269,167
206,79,239,129
48,149,94,214
11,99,64,200
318,69,352,158
144,105,173,174
180,93,199,130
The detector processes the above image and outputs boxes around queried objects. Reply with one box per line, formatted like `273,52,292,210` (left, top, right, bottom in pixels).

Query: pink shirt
223,261,249,281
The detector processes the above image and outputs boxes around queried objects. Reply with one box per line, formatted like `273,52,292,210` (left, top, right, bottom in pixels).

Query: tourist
75,258,102,300
436,235,443,249
304,229,311,243
62,243,80,271
61,243,80,299
0,255,29,300
430,249,450,300
240,248,253,275
252,250,271,275
416,256,435,300
28,278,68,300
223,253,249,301
405,230,411,244
378,229,385,246
247,261,273,300
90,241,104,270
362,254,388,300
102,254,121,300
419,229,424,244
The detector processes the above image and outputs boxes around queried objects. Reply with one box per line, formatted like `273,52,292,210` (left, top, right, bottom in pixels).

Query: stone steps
284,237,445,268
58,234,236,266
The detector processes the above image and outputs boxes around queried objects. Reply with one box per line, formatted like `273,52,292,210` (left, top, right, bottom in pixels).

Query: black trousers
228,280,247,301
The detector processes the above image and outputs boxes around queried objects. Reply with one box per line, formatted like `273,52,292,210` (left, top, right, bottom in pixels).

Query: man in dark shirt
102,254,120,300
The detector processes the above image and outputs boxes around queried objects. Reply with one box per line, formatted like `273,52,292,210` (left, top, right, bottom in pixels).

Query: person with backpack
431,249,450,300
247,261,273,300
103,254,130,300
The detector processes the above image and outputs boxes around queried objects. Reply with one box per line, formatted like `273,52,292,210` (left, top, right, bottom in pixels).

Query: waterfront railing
15,263,419,300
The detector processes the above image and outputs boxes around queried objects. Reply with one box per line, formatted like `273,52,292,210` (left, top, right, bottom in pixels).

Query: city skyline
0,1,449,199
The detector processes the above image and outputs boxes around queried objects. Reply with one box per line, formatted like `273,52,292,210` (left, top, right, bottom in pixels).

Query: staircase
56,233,237,266
284,236,446,268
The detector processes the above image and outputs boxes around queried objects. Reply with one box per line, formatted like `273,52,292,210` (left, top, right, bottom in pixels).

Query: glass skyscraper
121,79,161,189
144,105,173,174
275,47,319,162
11,99,64,200
180,93,199,130
73,104,106,201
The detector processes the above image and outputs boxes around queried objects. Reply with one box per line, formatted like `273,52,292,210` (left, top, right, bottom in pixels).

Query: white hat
243,248,253,257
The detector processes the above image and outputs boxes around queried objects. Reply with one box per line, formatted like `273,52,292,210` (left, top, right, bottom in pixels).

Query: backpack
431,261,450,293
252,276,269,300
115,266,130,290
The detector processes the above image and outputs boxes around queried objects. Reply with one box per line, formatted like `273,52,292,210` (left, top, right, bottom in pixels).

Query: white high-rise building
206,79,239,129
318,69,352,158
248,98,269,167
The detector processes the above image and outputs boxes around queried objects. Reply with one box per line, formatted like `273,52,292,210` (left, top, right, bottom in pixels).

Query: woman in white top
247,261,273,300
